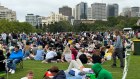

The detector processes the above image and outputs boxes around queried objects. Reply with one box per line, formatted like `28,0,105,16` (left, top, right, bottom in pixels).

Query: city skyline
0,0,139,21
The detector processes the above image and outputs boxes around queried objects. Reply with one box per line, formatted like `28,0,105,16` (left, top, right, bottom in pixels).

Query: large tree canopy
0,19,42,33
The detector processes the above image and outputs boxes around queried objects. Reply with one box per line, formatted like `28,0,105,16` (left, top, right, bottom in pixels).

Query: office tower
75,2,88,20
87,8,92,20
25,14,42,26
107,4,119,17
91,3,107,20
59,6,72,17
131,7,140,17
121,7,131,17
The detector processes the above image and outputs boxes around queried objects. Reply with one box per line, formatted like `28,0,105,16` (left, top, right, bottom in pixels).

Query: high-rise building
75,2,88,20
107,4,119,17
131,7,140,17
59,6,72,17
121,7,131,17
91,3,107,20
72,8,76,19
25,14,42,26
87,8,92,20
0,4,16,21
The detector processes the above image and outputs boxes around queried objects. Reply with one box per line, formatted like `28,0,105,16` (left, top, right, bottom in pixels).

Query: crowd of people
0,30,133,79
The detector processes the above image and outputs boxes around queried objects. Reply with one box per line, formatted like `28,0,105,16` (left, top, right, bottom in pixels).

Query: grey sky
0,0,139,22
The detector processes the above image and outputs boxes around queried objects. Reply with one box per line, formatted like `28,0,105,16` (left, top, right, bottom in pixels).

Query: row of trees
0,16,139,33
46,16,140,32
0,19,42,33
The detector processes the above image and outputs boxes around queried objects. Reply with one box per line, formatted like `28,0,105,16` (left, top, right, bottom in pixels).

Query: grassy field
2,54,140,79
127,55,140,79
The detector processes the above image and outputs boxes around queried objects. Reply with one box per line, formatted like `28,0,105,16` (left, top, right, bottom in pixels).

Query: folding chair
17,59,23,69
19,60,23,69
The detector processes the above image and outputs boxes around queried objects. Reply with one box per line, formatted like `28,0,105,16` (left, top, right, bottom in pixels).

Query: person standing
112,30,124,68
1,32,7,45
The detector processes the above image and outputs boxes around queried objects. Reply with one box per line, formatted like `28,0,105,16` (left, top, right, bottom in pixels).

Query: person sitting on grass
77,48,88,64
49,66,66,79
23,42,31,59
0,50,6,79
8,46,23,74
104,44,114,61
26,51,35,60
92,63,112,79
61,45,72,63
65,59,93,79
66,59,85,72
42,47,57,63
91,49,102,64
43,69,53,79
34,46,44,60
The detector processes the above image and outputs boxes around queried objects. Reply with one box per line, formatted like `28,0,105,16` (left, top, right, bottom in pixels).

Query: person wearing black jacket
0,50,5,72
92,49,102,64
49,66,66,79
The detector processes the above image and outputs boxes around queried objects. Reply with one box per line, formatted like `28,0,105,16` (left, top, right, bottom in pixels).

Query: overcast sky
0,0,139,22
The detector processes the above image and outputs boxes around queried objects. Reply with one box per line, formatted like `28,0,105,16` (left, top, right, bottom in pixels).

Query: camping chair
17,59,23,69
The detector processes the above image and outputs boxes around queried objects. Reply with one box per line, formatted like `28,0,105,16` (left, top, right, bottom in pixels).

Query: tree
47,21,72,33
0,19,41,33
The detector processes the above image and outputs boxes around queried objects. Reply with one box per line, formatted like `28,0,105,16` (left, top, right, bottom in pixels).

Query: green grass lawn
2,54,140,79
127,55,140,79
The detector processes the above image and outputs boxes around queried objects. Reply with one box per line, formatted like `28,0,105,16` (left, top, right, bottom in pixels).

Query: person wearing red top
70,45,78,60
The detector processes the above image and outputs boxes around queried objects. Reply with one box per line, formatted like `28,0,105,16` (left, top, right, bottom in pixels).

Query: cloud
0,0,140,21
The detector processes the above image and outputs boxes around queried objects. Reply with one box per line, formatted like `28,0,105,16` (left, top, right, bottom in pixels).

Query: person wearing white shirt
45,47,57,63
61,45,72,62
1,33,7,45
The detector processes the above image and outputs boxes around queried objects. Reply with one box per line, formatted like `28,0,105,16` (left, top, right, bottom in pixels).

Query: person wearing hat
92,63,112,79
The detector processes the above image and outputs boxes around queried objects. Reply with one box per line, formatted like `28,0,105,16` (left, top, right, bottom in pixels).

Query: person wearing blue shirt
112,30,124,68
34,46,44,60
8,46,23,74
